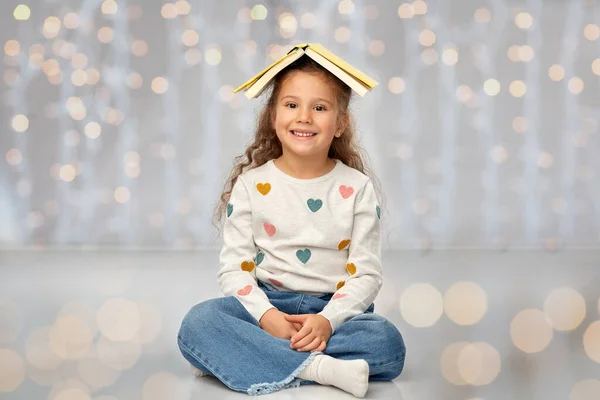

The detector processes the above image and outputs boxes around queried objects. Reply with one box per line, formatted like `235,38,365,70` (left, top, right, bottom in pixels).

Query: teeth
292,131,316,137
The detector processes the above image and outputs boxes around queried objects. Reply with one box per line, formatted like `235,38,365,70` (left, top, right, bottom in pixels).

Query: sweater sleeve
217,176,275,324
318,179,383,333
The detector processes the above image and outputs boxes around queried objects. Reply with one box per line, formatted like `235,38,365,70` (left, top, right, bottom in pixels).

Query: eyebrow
280,95,334,106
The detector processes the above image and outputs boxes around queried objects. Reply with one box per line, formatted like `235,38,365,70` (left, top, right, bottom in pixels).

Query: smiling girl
177,44,406,398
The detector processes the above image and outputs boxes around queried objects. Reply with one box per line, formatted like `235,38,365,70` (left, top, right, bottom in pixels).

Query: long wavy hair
214,56,383,228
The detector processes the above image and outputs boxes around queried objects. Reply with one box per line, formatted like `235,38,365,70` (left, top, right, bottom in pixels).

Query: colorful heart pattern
307,198,323,212
230,178,369,299
296,249,311,264
264,223,276,237
268,278,283,287
339,185,354,199
241,261,255,272
346,263,356,275
256,183,271,195
255,252,264,265
338,239,351,250
237,285,252,296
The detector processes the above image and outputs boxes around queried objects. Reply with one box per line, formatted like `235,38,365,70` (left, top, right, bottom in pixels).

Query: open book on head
233,43,379,99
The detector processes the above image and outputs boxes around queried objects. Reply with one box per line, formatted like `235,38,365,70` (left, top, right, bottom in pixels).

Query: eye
314,105,327,111
285,103,297,109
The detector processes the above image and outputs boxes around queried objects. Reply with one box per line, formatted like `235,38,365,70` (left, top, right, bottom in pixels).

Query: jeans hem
246,351,322,396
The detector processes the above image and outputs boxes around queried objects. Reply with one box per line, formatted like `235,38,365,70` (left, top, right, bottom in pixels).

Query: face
272,71,344,162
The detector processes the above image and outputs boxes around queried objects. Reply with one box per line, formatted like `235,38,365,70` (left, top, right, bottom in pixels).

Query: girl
177,44,406,398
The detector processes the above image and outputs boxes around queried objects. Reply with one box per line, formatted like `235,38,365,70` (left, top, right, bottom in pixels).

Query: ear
336,114,349,137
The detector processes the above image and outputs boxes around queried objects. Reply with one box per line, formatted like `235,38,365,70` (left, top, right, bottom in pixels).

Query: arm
217,177,275,324
318,179,383,333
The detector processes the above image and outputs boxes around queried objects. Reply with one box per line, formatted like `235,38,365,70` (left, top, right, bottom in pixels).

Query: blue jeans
177,281,406,395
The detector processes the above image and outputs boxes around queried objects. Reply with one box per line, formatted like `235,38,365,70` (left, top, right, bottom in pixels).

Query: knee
378,318,405,359
380,319,405,378
347,314,406,379
350,314,406,361
178,297,232,341
364,316,405,377
178,300,211,341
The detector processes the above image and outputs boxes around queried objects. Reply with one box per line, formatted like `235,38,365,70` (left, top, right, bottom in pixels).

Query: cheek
274,117,285,133
273,116,289,138
273,109,284,125
320,117,338,134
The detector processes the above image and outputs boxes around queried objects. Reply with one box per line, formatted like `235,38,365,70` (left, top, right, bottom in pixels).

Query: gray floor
1,249,599,400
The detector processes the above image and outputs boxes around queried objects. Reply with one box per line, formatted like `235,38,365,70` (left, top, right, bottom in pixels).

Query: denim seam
177,337,246,393
370,356,406,368
296,294,305,315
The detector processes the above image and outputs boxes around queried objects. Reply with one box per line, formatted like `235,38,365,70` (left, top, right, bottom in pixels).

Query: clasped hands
259,308,332,352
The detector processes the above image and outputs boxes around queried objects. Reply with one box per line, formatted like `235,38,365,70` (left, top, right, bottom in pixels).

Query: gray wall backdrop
1,0,599,249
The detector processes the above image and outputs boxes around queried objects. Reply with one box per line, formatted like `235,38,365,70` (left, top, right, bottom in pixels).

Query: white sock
297,354,369,398
190,364,206,377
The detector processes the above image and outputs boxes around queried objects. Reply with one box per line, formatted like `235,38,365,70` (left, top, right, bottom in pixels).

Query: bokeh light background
1,1,600,400
1,0,599,248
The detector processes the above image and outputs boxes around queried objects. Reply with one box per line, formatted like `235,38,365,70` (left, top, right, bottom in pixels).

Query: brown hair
214,56,383,227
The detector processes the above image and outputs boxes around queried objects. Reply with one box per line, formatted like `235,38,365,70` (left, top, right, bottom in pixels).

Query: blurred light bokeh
1,0,598,248
1,1,600,400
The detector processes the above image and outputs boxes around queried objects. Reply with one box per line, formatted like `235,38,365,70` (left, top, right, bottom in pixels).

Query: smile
290,130,317,137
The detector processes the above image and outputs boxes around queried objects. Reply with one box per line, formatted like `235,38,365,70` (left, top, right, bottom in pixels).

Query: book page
308,43,378,88
234,47,303,93
245,48,306,99
305,48,369,97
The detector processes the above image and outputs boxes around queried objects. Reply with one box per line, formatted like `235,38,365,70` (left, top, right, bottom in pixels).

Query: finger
284,314,307,323
313,340,327,352
291,324,312,344
292,331,315,349
293,322,303,331
288,328,298,339
299,337,322,352
289,322,301,335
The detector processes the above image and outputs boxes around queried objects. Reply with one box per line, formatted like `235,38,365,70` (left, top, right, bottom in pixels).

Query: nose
296,106,312,124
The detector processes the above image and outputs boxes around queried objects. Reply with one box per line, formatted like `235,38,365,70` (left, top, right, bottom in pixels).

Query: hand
284,314,332,352
259,308,303,340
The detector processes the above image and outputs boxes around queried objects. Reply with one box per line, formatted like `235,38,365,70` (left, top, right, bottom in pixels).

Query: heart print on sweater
339,185,354,199
296,249,312,264
237,285,252,296
263,223,276,237
256,183,271,195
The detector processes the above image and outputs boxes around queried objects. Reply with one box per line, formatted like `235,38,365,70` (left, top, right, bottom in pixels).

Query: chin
286,150,315,158
285,148,328,159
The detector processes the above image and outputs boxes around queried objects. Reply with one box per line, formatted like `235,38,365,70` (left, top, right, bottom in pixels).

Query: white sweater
217,159,382,333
